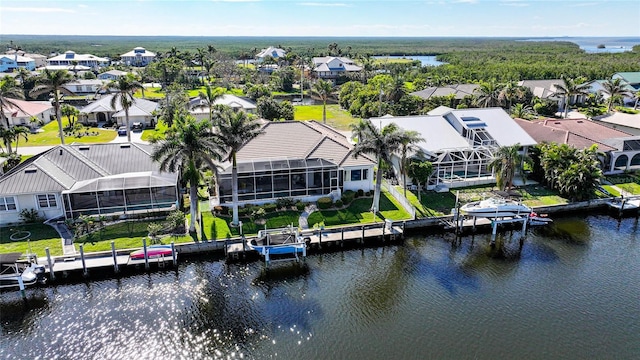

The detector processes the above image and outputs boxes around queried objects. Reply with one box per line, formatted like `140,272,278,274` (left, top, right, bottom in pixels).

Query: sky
1,0,639,37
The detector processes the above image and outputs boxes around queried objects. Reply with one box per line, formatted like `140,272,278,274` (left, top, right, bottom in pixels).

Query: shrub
276,197,295,209
341,190,355,204
365,191,372,197
165,210,186,232
19,208,42,223
356,189,364,197
263,203,278,213
296,201,306,211
334,199,343,208
317,197,333,210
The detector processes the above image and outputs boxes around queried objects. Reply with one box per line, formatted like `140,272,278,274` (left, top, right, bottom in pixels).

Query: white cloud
2,7,76,13
501,0,529,7
78,4,89,8
568,2,598,7
299,2,350,6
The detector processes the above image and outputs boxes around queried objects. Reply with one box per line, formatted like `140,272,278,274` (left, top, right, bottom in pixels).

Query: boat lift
248,225,307,267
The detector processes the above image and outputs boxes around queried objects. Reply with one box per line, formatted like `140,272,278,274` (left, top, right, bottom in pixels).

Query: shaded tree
0,76,25,129
312,79,333,124
601,78,632,112
29,69,75,145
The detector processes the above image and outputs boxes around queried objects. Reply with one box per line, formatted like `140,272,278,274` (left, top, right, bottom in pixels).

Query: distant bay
373,55,445,66
522,36,640,53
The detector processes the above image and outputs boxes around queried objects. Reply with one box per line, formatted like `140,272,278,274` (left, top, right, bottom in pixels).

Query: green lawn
201,210,300,240
16,117,116,147
307,192,411,228
605,173,640,195
617,183,640,195
601,185,621,197
141,120,170,141
0,223,63,257
294,104,359,131
135,86,165,99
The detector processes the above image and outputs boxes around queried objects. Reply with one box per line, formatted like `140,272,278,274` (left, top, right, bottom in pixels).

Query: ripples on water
1,214,639,359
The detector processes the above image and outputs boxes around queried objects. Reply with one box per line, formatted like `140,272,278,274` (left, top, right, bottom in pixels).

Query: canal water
1,213,639,359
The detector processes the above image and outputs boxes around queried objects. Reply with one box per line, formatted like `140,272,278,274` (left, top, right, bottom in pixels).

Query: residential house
256,46,286,63
1,99,54,128
79,94,159,126
0,54,36,72
189,94,257,119
312,56,362,80
375,107,537,189
47,51,109,69
215,121,376,206
120,47,156,67
612,72,640,91
98,70,128,81
515,118,640,174
518,79,566,110
583,78,637,105
410,84,479,101
62,79,107,95
0,143,179,226
592,112,640,136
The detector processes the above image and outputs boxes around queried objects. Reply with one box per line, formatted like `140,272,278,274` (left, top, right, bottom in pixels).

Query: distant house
0,143,179,226
515,118,640,174
312,56,362,80
410,84,479,101
214,121,375,206
375,107,536,189
1,99,54,128
518,79,566,110
189,94,257,119
62,79,107,95
0,54,36,72
47,50,109,69
583,78,637,105
256,46,286,63
79,94,159,126
120,47,156,67
612,72,640,91
98,70,128,81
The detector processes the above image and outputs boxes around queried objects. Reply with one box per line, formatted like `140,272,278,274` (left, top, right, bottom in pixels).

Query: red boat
130,245,175,260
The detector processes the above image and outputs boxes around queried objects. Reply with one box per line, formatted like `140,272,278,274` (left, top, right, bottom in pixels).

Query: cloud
78,4,88,8
452,0,478,4
2,7,76,13
299,2,350,6
501,0,529,7
568,2,598,7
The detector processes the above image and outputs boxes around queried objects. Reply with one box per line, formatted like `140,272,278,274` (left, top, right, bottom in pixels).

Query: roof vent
24,168,37,174
554,122,561,124
79,146,90,151
577,120,583,123
120,144,131,148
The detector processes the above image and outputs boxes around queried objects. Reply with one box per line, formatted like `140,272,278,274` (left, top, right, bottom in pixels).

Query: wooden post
143,238,149,271
472,217,477,232
522,216,528,233
361,225,365,242
265,249,270,268
402,221,406,239
79,244,88,277
171,242,177,266
45,247,55,281
111,241,119,273
17,275,26,299
491,220,498,245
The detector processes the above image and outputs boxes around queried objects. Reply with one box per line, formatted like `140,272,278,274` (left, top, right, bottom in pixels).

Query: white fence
382,179,416,220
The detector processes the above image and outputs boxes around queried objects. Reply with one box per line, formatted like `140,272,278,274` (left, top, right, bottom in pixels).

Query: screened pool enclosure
217,158,342,204
62,172,179,218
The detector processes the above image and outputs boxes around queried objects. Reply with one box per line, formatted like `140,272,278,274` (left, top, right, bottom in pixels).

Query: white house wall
343,165,374,192
0,193,64,226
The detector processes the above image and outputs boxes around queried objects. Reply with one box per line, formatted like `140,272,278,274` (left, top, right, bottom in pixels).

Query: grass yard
201,210,300,240
294,104,359,131
141,120,170,141
307,192,411,228
135,86,165,99
15,117,116,147
76,220,194,253
0,223,63,257
601,185,621,197
605,173,640,195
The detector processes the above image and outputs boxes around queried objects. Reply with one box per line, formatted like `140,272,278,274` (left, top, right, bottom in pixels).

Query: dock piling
45,247,55,281
79,244,88,277
171,242,177,266
111,241,119,273
142,238,149,271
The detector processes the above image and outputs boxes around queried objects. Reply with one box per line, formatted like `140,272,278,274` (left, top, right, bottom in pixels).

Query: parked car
117,126,127,136
132,122,143,131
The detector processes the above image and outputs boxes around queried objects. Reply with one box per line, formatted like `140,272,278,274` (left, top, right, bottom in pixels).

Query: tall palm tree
197,85,225,125
108,73,143,142
0,125,29,154
11,126,30,153
351,119,403,212
29,69,74,145
474,80,504,108
397,129,424,197
488,144,528,191
151,114,222,232
551,75,591,118
213,108,263,225
601,78,632,112
0,76,25,129
312,79,333,124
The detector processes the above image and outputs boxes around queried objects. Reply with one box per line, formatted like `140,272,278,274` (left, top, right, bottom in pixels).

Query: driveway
110,129,147,144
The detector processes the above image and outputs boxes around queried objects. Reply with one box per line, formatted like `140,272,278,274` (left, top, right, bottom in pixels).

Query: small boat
460,197,531,218
0,253,46,290
607,198,640,211
528,212,553,226
246,226,307,257
129,244,175,260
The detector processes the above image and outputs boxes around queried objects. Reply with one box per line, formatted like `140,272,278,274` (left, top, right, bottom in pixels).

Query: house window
0,196,17,211
363,169,369,180
37,194,57,208
350,169,368,181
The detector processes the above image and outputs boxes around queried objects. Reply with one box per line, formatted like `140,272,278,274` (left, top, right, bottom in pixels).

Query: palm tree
29,69,75,144
213,108,263,225
312,79,333,124
474,80,504,108
601,78,632,112
510,103,533,119
0,76,25,129
551,75,591,118
397,129,424,197
634,90,640,110
488,144,528,191
351,119,403,212
0,125,29,154
11,126,30,153
151,114,222,232
198,85,225,125
108,73,143,142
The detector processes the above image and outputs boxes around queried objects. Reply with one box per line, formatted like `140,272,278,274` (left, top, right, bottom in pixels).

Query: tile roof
2,99,52,117
81,94,159,116
0,143,164,195
231,121,374,170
